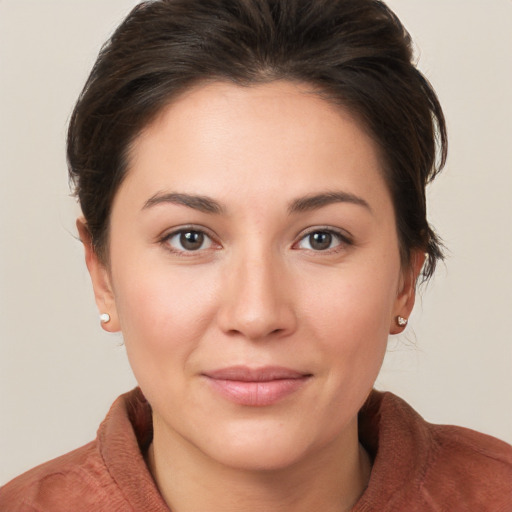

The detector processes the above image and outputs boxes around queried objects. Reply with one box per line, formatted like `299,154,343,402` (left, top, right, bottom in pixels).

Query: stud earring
396,315,408,327
100,313,111,324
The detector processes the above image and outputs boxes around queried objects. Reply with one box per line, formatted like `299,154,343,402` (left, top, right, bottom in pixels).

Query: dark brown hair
68,0,446,280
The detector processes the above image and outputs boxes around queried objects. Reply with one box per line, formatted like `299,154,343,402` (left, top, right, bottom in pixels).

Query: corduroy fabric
1,388,511,511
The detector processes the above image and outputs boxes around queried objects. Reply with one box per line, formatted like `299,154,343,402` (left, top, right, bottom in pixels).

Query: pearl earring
396,315,408,327
100,313,111,324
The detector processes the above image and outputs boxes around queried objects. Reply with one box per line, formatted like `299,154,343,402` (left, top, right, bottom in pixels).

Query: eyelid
159,224,222,254
293,226,354,251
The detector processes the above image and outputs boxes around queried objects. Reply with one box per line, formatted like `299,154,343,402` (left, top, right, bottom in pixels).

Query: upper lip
203,365,311,382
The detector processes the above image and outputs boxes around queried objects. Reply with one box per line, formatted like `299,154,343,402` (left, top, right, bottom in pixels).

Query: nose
217,251,297,341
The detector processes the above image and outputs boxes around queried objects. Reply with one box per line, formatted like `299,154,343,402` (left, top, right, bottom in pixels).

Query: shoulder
0,441,125,512
422,422,512,506
357,391,512,510
0,389,162,512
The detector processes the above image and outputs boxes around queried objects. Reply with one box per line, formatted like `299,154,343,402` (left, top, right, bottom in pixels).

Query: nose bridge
218,242,296,340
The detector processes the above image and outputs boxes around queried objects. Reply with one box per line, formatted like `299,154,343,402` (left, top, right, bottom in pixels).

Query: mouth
202,365,312,407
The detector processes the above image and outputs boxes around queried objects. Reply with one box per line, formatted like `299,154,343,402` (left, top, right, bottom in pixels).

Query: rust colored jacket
1,388,511,511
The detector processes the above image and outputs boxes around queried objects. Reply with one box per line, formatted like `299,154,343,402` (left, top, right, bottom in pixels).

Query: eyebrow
142,190,371,216
288,191,372,214
143,192,224,214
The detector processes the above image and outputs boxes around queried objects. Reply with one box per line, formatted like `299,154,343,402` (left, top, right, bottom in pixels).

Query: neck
147,416,371,512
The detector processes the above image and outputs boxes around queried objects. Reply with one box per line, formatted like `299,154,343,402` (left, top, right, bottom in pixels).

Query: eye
296,229,349,251
164,229,214,252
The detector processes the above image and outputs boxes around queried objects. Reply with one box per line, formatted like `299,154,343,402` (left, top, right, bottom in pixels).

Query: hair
68,0,447,280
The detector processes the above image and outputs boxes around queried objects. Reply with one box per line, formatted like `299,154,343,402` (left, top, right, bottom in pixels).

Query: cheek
298,265,396,428
111,260,220,376
299,255,400,376
303,260,398,335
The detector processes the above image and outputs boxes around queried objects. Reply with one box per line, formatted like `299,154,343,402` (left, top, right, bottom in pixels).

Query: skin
79,81,424,512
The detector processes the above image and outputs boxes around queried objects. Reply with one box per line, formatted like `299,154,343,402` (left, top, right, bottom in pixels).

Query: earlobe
389,250,426,335
76,218,120,332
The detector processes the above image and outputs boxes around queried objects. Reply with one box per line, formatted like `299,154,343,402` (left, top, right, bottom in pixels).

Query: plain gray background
1,0,511,484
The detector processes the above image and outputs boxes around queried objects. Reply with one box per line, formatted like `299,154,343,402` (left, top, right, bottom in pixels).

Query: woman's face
85,81,419,471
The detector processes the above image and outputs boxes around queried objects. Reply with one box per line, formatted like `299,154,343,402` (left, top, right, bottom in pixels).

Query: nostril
216,272,298,339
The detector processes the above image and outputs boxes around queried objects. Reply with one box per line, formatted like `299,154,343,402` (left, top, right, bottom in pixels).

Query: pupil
310,232,332,250
180,231,204,250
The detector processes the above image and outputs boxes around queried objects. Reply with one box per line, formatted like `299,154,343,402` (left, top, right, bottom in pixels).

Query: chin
191,418,324,472
208,441,308,473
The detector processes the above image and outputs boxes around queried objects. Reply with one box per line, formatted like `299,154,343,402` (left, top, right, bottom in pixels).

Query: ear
389,250,426,335
76,218,120,332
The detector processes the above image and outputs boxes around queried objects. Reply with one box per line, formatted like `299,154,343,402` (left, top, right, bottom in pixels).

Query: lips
202,366,312,406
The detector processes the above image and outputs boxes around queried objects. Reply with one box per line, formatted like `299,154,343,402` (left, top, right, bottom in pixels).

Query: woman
1,0,511,510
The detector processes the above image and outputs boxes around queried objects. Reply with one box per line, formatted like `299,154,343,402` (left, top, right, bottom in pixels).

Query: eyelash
160,226,220,255
293,227,353,254
159,226,353,255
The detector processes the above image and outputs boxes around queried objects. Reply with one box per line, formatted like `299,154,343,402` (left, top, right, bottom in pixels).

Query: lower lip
205,377,310,406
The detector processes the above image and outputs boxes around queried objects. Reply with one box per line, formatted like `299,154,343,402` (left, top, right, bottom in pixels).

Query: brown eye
165,229,212,252
308,232,333,250
296,229,349,252
180,231,204,250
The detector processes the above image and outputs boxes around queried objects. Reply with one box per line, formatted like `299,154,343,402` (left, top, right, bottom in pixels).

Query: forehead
121,80,390,213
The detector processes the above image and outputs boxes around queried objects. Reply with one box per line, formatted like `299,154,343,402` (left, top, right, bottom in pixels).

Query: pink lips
202,366,311,406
